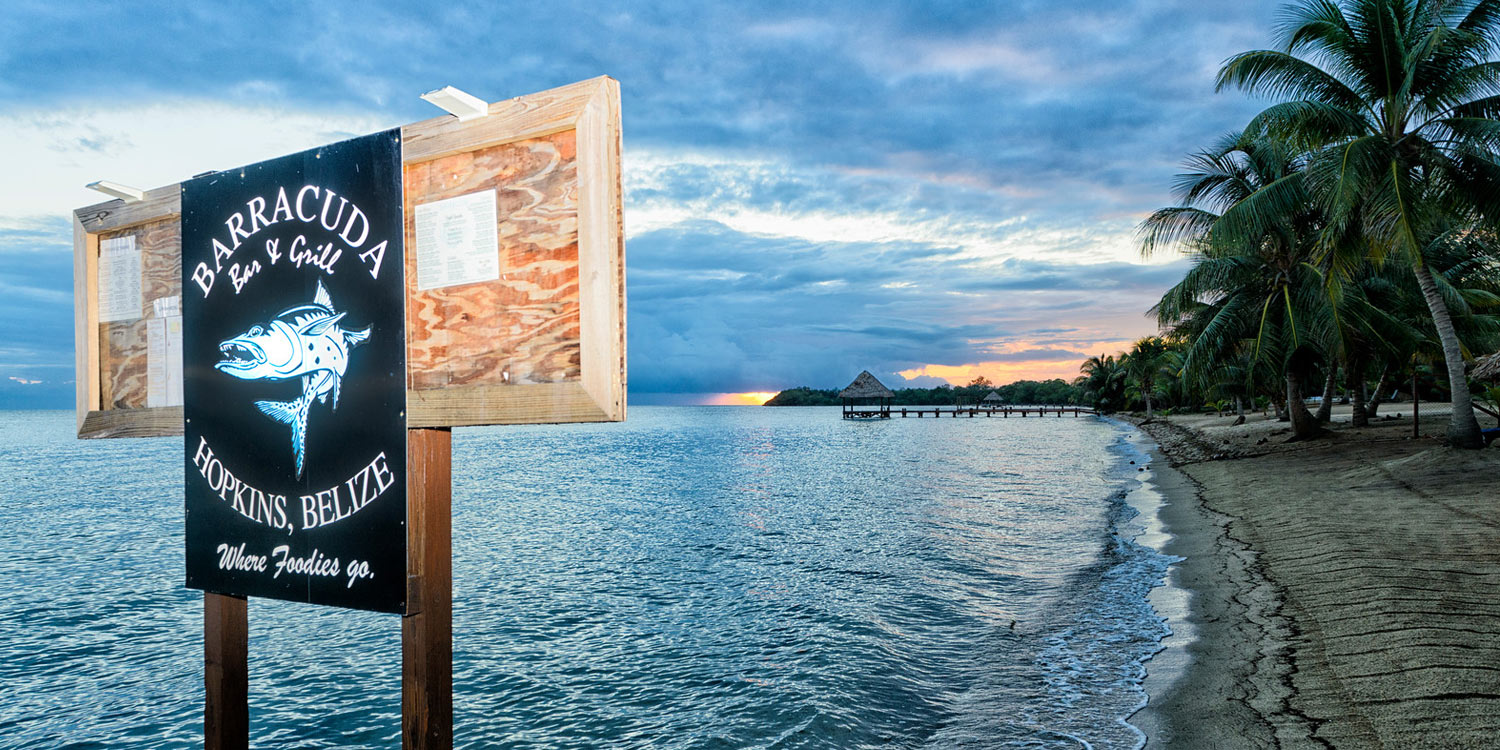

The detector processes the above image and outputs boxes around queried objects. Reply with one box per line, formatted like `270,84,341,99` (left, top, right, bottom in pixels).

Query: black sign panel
182,131,407,614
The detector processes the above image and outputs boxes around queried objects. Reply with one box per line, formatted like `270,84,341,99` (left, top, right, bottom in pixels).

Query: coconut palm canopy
1130,0,1500,447
838,371,895,399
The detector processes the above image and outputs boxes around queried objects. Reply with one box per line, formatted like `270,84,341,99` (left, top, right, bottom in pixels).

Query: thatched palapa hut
840,370,894,419
982,391,1003,409
1473,352,1500,382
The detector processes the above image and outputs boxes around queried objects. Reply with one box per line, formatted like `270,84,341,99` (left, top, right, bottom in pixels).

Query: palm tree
1155,347,1193,411
1142,133,1333,439
1125,337,1172,418
1335,262,1425,425
1216,0,1500,447
1079,354,1128,412
1208,349,1266,417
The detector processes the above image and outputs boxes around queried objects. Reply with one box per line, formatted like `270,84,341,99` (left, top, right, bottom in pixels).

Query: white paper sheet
146,315,183,408
99,236,143,322
413,189,500,290
151,295,180,318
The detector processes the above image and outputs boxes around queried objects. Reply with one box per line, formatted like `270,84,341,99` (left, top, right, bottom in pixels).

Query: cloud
0,0,1278,400
0,102,394,228
627,221,1169,392
0,221,75,373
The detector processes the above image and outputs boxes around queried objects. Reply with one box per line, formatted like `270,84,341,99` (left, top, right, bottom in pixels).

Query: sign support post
204,592,248,750
403,427,453,749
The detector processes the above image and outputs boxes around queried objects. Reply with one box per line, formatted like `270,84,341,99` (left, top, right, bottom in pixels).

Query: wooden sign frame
71,77,625,750
73,185,184,437
72,76,625,438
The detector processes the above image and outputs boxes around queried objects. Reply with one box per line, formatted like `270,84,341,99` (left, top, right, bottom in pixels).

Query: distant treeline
765,378,1081,406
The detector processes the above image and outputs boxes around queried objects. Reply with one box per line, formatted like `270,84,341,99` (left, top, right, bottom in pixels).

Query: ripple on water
1,408,1173,749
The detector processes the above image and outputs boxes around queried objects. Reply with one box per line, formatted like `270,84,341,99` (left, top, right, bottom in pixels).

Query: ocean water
0,406,1175,749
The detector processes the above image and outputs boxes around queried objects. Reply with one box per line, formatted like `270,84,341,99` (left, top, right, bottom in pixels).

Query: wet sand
1132,407,1500,748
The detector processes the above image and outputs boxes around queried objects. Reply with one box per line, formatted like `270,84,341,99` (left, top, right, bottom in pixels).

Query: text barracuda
189,185,391,297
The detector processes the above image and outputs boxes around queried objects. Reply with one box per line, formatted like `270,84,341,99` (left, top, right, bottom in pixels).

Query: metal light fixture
420,86,489,122
86,180,146,202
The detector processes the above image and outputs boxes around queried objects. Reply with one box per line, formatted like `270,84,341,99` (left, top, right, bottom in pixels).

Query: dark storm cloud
4,1,1277,216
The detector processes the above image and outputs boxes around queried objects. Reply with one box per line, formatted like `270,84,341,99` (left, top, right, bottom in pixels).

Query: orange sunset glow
710,392,780,406
899,339,1137,387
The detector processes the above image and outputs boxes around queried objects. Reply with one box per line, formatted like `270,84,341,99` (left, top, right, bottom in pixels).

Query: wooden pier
895,407,1096,418
835,372,1096,420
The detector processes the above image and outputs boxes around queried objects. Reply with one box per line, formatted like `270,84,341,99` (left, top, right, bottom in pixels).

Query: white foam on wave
1113,424,1196,748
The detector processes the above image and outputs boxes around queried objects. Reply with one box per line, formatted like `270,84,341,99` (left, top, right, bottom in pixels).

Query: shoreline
1128,408,1500,748
1127,435,1301,748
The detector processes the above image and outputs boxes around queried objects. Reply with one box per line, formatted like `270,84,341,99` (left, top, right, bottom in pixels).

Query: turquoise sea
0,406,1175,749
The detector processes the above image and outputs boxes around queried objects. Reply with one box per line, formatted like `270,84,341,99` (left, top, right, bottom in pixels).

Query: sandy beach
1133,406,1500,749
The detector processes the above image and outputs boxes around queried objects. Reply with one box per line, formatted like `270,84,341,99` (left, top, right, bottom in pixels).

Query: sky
0,0,1282,407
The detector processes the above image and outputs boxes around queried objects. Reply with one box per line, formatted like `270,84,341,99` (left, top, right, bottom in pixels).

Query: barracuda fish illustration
215,280,370,477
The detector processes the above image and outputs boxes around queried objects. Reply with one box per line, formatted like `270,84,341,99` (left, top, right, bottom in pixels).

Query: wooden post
204,593,247,750
404,427,453,749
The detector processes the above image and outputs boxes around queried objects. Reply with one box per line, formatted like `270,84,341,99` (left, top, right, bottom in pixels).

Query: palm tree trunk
1316,365,1337,423
1235,395,1245,417
1286,372,1321,440
1413,263,1483,448
1349,362,1368,428
1368,367,1390,418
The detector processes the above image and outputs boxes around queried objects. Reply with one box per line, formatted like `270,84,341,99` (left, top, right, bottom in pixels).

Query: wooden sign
72,76,625,438
182,131,409,614
70,77,626,749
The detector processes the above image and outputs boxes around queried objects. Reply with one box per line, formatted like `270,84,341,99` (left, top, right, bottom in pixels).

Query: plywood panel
403,131,582,392
100,320,147,409
95,218,181,411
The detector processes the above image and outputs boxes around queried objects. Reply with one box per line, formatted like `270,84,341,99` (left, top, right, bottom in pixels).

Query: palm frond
1217,50,1368,111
